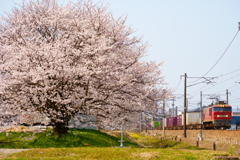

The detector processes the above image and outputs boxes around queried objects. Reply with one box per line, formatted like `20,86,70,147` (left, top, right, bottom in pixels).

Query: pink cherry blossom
0,0,171,137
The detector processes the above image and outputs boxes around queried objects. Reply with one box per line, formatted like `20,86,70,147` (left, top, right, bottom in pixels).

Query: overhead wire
189,71,240,97
230,98,240,103
172,71,240,108
172,77,182,94
171,26,240,109
216,83,239,94
202,30,239,77
187,69,240,98
175,72,240,108
202,74,240,92
229,87,240,93
216,69,240,78
188,29,240,84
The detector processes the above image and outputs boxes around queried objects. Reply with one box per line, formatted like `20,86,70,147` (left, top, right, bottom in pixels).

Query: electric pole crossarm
187,77,217,87
182,73,216,138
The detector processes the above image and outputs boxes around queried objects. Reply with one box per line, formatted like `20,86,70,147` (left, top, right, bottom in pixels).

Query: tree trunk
45,100,70,138
53,122,69,138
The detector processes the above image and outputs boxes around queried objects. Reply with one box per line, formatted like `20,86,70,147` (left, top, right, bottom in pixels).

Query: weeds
129,133,140,140
228,144,236,155
128,133,205,150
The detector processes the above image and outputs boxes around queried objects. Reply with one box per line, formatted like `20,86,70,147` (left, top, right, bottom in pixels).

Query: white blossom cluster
0,0,171,131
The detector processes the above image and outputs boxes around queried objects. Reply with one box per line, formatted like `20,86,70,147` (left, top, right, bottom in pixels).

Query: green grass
0,129,236,160
0,129,138,148
128,132,206,150
4,147,228,160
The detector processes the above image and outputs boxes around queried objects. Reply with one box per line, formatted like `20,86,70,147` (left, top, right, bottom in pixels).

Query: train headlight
215,115,229,117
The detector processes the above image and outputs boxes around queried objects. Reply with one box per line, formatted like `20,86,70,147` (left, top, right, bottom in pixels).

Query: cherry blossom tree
0,0,171,137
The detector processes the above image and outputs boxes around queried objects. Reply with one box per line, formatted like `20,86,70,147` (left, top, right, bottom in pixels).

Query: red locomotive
203,101,232,130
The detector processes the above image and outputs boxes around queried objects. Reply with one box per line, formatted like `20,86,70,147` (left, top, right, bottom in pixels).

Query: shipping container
153,121,160,128
180,112,201,129
173,117,177,126
231,116,240,130
166,117,174,127
176,114,182,126
186,112,201,125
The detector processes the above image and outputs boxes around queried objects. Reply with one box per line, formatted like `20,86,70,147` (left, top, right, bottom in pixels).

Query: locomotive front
203,101,232,130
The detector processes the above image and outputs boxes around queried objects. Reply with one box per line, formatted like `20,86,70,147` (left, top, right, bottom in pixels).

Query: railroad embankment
144,129,240,152
146,130,240,142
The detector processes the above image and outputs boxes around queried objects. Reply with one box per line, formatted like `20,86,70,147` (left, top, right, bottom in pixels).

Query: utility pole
161,89,166,136
144,116,147,132
140,112,142,132
199,91,203,141
172,98,175,117
184,73,187,138
182,73,216,138
162,99,166,136
226,89,228,104
162,99,165,136
175,106,178,116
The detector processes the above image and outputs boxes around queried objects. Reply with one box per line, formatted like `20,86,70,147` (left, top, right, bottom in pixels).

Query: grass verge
4,147,229,160
0,129,237,160
0,129,138,148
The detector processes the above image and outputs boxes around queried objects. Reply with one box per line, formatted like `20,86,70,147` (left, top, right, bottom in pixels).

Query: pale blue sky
1,0,240,112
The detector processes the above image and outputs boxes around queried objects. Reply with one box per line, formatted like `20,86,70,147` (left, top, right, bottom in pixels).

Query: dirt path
0,149,30,159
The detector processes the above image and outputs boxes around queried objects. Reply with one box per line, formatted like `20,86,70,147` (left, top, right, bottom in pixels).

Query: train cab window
212,107,232,112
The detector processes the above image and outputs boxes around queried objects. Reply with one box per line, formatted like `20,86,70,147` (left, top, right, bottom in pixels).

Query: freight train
153,101,232,130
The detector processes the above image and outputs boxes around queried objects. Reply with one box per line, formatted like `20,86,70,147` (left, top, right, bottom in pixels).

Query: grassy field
3,147,230,160
0,129,138,148
0,129,237,160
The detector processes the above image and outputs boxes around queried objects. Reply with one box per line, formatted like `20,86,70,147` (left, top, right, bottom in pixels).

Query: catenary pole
226,89,228,104
184,73,187,138
181,73,216,138
199,91,203,141
163,99,165,136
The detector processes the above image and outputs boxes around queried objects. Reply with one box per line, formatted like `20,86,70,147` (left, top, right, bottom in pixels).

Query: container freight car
186,112,202,129
230,116,240,130
164,115,181,130
165,112,201,130
166,116,174,127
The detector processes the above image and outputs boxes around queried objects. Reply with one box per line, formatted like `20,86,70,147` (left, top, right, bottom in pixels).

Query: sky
1,0,240,112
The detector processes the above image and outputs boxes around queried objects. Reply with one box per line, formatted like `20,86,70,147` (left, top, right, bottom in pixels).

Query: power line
230,98,240,103
187,69,240,96
175,71,240,110
188,29,240,84
189,84,208,95
216,83,239,94
203,30,240,77
190,72,240,97
203,74,240,92
216,69,240,78
229,87,240,93
175,24,240,109
173,77,182,94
